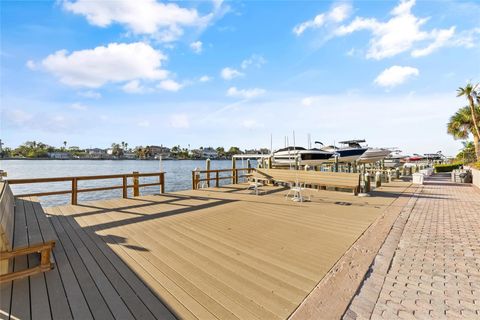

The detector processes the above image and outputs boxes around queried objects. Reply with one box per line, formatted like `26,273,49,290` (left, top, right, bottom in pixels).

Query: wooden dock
1,181,414,319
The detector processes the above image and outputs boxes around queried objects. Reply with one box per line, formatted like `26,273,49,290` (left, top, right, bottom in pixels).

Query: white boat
358,148,391,164
272,146,334,167
318,140,368,163
384,151,408,168
334,140,391,164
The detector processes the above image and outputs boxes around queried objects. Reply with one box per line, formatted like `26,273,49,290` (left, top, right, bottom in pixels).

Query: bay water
0,159,253,207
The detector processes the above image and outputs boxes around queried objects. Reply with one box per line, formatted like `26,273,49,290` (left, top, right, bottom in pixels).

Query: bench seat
255,169,361,195
0,182,56,283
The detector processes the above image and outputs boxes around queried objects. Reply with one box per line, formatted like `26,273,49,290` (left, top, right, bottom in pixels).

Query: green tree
447,106,480,160
216,147,225,158
110,143,124,157
457,82,480,142
227,146,241,157
456,141,476,163
134,146,145,159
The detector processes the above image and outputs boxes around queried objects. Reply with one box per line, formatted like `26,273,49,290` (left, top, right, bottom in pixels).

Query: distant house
124,152,137,159
188,149,203,159
202,147,218,159
48,152,70,160
150,146,171,159
86,148,108,159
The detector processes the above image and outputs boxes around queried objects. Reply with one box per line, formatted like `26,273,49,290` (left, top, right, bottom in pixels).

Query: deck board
1,181,413,320
10,199,30,320
24,199,52,320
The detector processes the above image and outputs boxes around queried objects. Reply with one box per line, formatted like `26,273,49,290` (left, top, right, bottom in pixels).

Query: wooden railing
192,168,252,190
7,171,165,205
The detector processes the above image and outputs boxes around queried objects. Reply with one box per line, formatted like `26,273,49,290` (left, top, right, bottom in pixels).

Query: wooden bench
0,182,56,283
255,169,361,195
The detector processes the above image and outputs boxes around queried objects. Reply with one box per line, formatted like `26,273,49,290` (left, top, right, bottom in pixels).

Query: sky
1,0,479,155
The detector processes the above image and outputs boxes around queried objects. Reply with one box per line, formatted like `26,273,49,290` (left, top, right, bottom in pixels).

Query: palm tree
457,82,480,141
63,141,67,149
447,106,480,160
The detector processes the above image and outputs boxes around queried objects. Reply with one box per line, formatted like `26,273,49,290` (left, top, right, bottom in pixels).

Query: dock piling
133,171,139,196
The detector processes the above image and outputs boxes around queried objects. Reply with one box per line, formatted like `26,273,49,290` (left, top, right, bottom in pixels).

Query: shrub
434,163,463,172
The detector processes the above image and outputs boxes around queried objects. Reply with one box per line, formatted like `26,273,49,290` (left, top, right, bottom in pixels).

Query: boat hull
358,148,391,164
273,149,333,167
322,148,368,163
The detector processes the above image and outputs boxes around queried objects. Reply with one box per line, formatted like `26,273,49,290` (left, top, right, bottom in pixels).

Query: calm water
0,159,253,207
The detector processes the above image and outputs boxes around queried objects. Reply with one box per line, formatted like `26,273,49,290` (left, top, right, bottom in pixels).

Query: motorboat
335,140,391,164
384,150,408,168
423,152,445,161
272,146,334,167
405,154,424,162
317,140,368,163
358,148,392,163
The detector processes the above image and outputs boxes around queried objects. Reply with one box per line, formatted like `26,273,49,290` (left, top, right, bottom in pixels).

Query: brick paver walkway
345,175,480,319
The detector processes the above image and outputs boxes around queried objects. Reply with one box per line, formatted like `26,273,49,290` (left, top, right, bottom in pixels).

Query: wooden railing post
71,178,77,205
160,173,165,193
215,171,219,187
192,170,197,190
122,176,128,198
206,159,211,188
133,171,139,197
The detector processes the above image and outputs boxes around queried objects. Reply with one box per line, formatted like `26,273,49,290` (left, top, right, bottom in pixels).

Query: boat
423,152,445,161
384,150,408,168
335,140,391,164
272,146,334,167
405,154,424,162
358,148,391,163
318,140,368,163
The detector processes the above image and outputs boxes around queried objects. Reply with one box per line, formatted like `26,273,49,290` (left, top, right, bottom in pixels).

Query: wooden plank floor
1,181,412,320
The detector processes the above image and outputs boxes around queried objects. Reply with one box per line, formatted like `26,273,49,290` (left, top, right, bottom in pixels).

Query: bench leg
0,243,55,283
353,187,359,196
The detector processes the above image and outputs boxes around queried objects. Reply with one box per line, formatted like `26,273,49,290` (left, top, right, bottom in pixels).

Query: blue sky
1,0,479,155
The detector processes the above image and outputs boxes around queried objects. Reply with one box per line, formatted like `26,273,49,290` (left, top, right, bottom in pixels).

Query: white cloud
374,65,419,88
411,27,455,57
293,3,352,36
241,54,266,69
63,0,224,42
335,0,430,59
158,79,182,91
190,41,203,53
122,80,151,94
169,113,189,128
199,75,212,82
70,103,88,111
220,67,244,80
26,60,37,70
226,87,266,99
333,0,477,59
328,3,352,22
301,97,315,106
137,120,150,127
452,28,480,48
78,90,101,99
40,42,168,88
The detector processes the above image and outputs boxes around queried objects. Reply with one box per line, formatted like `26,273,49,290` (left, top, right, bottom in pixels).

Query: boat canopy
338,139,366,148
